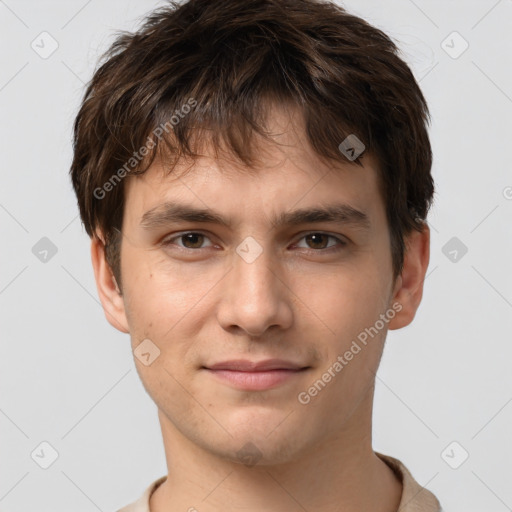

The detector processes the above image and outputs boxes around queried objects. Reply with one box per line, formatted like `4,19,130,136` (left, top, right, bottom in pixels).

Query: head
70,0,433,465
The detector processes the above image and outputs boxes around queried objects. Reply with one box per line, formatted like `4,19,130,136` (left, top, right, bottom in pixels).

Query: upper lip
205,359,307,371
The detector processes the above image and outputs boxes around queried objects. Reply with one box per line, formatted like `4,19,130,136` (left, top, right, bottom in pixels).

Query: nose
216,243,293,337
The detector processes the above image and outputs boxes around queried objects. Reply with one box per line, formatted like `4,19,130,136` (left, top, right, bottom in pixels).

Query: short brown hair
70,0,434,292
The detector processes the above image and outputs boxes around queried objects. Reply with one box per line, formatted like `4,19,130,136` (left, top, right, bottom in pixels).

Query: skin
91,105,430,512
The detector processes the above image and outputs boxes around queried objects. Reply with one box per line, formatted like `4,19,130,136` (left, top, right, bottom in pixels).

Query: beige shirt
117,452,442,512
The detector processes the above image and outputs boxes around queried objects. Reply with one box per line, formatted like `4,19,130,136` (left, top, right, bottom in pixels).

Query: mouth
202,359,310,391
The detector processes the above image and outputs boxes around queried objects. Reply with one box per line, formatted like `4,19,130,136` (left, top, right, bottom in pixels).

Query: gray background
1,0,511,510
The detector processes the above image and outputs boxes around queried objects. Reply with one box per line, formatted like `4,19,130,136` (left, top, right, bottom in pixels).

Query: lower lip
204,369,307,390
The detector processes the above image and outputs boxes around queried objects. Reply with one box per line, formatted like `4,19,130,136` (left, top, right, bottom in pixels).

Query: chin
208,428,307,467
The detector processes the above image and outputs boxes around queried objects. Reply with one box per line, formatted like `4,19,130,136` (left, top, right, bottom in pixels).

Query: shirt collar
118,453,441,512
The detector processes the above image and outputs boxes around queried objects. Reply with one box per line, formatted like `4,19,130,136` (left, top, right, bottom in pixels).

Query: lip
203,359,310,391
205,359,306,371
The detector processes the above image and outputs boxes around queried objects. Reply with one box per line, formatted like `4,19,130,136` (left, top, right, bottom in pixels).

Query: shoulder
115,476,167,512
376,452,442,512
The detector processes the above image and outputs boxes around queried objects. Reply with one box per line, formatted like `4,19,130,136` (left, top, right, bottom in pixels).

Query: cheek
297,270,390,405
121,253,219,369
122,248,197,324
299,264,389,334
296,263,393,395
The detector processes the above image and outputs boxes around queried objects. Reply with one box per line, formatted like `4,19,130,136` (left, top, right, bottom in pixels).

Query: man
70,0,442,510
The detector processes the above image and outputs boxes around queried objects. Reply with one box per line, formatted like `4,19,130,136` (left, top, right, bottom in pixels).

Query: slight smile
202,359,311,391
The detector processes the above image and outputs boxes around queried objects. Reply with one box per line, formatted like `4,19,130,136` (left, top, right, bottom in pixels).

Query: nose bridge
234,241,276,299
217,238,292,336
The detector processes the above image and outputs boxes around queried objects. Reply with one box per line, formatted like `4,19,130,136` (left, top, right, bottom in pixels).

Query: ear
90,231,130,333
388,225,430,330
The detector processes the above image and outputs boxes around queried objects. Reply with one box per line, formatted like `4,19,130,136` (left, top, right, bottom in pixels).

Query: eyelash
161,231,347,253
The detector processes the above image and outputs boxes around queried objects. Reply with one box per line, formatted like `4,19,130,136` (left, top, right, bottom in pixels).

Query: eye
294,233,346,251
162,232,214,250
161,231,347,253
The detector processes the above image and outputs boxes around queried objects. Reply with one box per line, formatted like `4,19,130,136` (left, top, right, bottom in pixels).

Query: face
92,105,428,466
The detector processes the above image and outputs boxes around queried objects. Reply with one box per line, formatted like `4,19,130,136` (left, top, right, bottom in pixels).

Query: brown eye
180,233,205,249
162,232,213,249
305,233,329,249
294,233,346,252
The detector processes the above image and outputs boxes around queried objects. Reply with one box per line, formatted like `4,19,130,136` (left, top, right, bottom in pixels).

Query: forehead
123,105,384,225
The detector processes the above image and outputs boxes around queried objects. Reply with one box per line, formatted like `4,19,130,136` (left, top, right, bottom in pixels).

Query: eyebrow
140,201,371,231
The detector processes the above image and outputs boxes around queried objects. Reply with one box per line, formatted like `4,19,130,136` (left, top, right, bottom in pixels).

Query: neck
150,386,402,512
